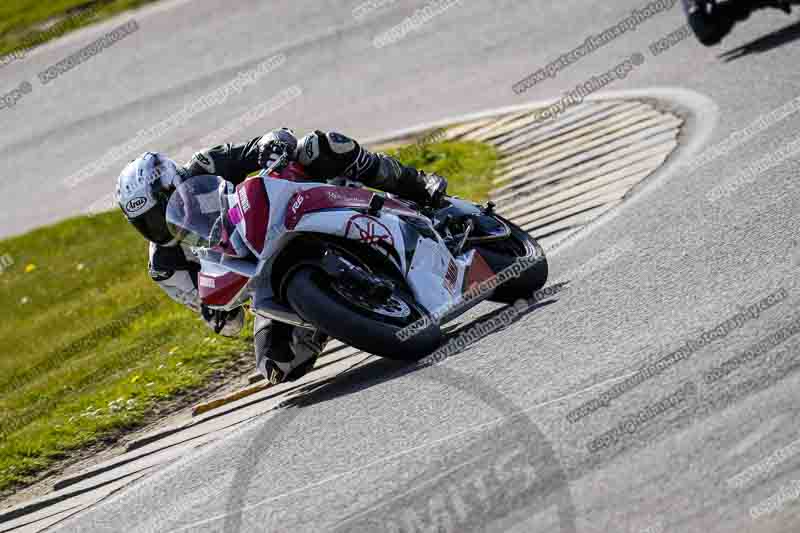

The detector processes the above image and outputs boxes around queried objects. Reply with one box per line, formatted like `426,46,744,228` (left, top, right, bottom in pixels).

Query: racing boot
255,318,328,385
368,154,449,208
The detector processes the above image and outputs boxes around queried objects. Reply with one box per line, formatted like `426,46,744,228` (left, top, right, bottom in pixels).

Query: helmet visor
130,199,173,245
165,175,225,248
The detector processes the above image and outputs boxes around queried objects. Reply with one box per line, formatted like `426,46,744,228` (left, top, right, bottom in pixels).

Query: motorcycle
683,0,800,46
165,150,548,360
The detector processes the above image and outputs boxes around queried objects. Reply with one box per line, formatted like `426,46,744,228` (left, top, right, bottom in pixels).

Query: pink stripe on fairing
228,206,243,225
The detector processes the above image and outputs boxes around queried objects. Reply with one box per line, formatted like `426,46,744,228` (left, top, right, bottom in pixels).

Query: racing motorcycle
165,150,548,360
683,0,800,45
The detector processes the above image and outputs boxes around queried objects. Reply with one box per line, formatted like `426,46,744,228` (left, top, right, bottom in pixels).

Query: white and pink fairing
194,164,496,328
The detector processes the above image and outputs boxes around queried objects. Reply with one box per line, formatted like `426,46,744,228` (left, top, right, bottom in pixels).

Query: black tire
682,0,735,46
285,267,442,360
475,217,548,304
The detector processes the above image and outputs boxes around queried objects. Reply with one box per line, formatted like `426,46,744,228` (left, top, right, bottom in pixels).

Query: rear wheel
285,267,441,360
474,217,548,304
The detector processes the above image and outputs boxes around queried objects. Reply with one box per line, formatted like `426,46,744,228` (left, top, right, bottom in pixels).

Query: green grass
0,0,159,57
0,139,496,495
0,213,253,494
386,138,498,202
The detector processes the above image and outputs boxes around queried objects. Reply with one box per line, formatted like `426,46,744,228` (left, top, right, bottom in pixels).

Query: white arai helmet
116,152,183,246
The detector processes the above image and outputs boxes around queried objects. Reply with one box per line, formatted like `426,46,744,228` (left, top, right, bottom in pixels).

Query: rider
115,129,447,385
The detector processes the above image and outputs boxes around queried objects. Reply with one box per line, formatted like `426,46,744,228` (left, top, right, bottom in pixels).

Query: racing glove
419,171,448,208
257,128,298,170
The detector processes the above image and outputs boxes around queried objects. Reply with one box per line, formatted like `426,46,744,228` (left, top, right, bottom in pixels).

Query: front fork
319,249,395,306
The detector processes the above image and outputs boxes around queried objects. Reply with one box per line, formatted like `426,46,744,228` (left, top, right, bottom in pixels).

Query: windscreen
165,174,225,248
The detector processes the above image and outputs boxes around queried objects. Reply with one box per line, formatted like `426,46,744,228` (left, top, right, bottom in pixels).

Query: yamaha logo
126,197,147,213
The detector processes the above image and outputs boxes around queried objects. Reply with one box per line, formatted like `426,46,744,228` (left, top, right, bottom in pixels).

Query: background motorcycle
166,151,548,361
683,0,800,45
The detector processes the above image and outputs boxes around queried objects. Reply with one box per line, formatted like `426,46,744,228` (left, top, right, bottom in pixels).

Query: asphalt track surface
3,0,800,531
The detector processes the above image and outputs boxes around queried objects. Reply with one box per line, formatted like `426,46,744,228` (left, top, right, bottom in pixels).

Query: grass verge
0,213,254,496
0,0,159,58
0,138,496,496
386,137,498,202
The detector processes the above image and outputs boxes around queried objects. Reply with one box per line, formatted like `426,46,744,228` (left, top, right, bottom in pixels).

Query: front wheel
474,217,548,304
285,267,442,360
